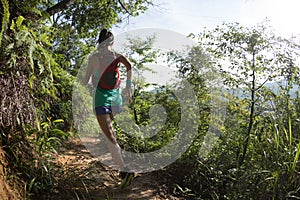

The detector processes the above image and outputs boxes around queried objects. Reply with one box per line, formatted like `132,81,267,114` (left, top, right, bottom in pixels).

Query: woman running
83,28,134,188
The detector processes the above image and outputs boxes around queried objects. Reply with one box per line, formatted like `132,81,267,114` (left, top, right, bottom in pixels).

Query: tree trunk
239,53,256,167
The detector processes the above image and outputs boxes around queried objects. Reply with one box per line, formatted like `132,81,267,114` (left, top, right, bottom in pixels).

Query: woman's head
98,29,114,46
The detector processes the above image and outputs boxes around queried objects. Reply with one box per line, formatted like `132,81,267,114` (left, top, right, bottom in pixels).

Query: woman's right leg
96,114,125,170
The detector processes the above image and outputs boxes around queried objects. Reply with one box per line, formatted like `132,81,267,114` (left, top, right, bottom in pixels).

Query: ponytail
98,28,114,45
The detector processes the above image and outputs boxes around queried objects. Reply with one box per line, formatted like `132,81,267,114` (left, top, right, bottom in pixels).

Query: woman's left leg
96,113,125,170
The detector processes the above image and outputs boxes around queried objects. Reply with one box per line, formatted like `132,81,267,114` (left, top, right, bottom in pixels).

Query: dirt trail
35,137,183,200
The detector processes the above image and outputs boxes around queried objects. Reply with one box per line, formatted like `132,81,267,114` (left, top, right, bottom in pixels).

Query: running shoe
119,168,134,189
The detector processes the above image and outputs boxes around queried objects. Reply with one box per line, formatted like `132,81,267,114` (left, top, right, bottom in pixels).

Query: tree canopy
0,0,155,132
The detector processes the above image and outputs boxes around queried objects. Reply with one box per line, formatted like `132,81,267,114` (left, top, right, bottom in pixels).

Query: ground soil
0,148,21,200
33,137,185,200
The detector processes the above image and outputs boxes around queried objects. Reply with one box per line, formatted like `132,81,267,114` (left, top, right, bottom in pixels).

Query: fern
0,0,10,47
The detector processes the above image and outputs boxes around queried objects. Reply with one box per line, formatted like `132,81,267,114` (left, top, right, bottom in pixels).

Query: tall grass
166,90,300,199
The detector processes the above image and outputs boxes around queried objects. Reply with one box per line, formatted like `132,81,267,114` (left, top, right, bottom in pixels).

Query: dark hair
98,28,114,45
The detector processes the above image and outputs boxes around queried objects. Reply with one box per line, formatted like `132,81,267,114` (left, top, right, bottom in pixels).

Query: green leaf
28,177,36,192
53,119,64,123
10,20,15,30
16,16,25,29
0,0,10,47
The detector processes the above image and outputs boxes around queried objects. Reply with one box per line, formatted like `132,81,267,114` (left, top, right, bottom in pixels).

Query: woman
83,29,134,188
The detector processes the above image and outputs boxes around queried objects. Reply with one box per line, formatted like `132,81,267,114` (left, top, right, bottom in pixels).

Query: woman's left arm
119,55,132,100
119,54,132,81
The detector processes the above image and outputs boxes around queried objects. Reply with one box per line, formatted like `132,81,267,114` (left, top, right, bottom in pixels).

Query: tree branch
118,0,133,15
45,0,75,16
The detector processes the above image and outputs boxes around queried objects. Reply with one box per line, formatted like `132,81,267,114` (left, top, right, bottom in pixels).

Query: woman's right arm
83,55,96,86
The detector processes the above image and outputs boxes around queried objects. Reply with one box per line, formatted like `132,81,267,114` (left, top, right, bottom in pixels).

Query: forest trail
35,137,184,200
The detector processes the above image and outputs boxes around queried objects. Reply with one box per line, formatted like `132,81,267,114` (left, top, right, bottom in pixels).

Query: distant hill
145,80,299,99
225,81,299,98
264,82,299,97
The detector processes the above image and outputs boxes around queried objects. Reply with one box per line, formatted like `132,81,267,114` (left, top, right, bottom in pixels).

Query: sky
112,0,300,87
113,0,300,38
